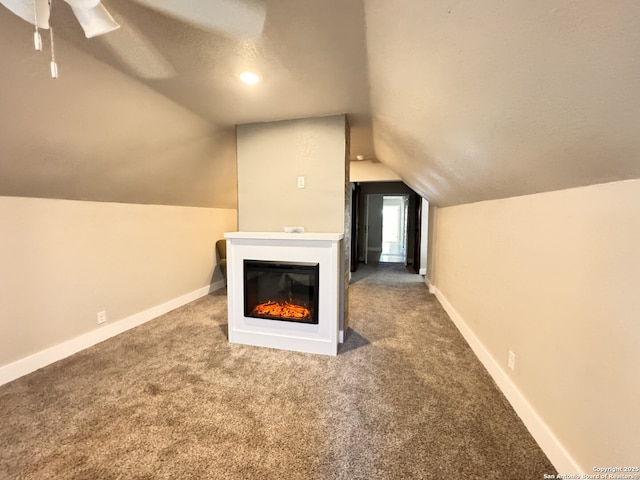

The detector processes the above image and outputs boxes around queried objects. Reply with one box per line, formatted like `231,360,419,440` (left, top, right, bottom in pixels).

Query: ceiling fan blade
0,0,50,28
64,0,119,38
131,0,265,38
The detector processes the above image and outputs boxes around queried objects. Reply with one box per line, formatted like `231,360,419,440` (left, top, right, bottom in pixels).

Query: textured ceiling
1,0,640,207
366,0,640,205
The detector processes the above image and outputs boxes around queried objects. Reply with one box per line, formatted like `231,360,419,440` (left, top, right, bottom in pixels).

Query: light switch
297,176,305,188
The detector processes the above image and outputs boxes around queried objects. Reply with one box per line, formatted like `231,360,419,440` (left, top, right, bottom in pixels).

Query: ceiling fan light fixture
0,0,50,28
239,71,260,85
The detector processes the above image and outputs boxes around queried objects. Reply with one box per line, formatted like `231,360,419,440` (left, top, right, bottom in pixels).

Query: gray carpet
0,263,556,479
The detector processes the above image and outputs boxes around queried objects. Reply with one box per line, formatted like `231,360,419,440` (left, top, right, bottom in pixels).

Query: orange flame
251,300,311,321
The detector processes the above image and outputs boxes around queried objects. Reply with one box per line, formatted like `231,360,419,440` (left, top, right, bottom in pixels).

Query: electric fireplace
244,260,320,324
225,231,344,356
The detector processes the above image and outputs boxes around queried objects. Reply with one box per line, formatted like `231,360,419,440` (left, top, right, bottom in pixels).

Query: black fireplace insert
243,260,319,324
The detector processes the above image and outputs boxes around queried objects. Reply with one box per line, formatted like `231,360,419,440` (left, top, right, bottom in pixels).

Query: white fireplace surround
224,232,344,355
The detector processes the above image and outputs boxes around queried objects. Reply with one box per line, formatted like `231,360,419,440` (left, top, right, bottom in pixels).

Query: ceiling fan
0,0,120,39
0,0,266,38
1,0,266,78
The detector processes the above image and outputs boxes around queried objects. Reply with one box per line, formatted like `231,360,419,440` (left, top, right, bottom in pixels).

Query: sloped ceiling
0,4,239,208
366,0,640,206
1,0,640,208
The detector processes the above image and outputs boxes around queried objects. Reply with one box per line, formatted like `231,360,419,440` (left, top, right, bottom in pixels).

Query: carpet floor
0,263,556,479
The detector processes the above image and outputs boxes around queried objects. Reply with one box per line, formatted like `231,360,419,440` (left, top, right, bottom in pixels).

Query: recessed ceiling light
356,155,365,160
240,71,260,85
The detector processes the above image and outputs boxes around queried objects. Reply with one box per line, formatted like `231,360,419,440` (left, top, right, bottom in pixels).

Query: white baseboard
419,267,427,275
0,281,226,387
431,284,582,475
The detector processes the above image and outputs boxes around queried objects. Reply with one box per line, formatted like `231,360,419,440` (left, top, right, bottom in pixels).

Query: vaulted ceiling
1,0,639,208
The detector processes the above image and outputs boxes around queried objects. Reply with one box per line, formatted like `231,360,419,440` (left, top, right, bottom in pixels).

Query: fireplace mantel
224,232,344,355
225,232,343,241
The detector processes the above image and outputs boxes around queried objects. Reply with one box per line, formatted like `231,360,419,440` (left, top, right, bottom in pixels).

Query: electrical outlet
508,350,516,370
297,176,305,188
97,310,107,324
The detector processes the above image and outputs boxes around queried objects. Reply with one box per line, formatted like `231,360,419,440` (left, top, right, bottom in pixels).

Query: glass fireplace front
243,260,319,324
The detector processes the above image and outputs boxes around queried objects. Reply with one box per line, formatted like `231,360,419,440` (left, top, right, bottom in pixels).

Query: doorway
364,194,409,264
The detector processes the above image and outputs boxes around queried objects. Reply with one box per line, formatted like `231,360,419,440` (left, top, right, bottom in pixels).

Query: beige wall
237,115,347,233
431,179,640,469
349,159,401,182
0,197,237,367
